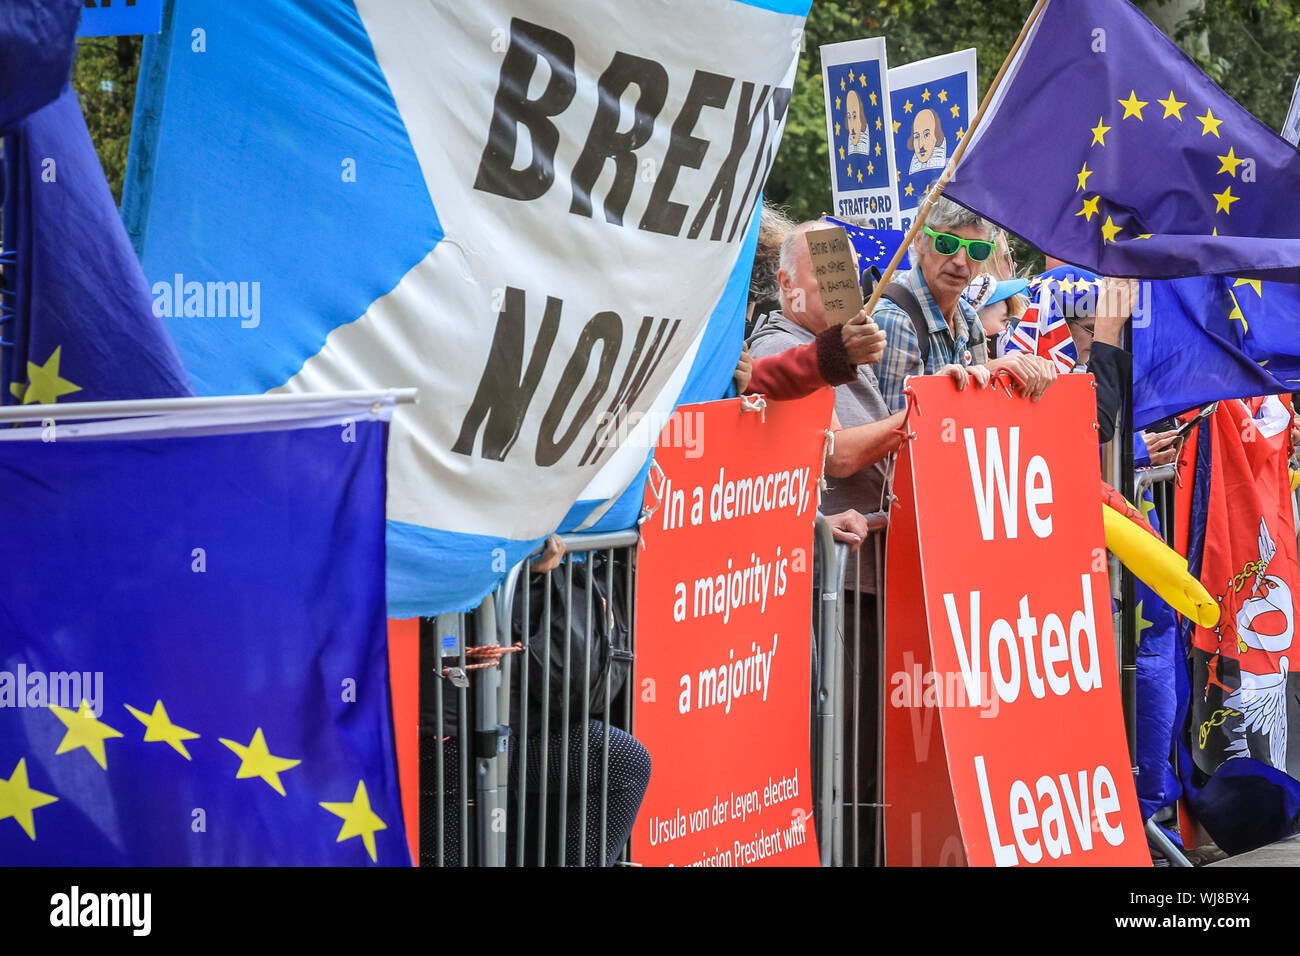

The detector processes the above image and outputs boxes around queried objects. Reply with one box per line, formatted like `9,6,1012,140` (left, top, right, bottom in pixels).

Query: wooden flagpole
859,0,1050,314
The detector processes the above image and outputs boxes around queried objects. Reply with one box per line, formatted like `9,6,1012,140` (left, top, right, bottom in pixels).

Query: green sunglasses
923,226,994,262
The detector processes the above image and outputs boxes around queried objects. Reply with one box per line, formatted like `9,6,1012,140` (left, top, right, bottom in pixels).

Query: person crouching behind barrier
419,534,651,867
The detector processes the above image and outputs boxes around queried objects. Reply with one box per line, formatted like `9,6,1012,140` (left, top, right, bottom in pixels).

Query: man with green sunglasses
871,197,1056,413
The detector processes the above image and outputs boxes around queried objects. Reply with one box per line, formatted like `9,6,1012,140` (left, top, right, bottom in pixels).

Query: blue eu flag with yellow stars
1135,274,1300,427
0,406,409,865
891,73,970,210
945,0,1300,279
823,216,909,275
4,84,193,407
826,60,890,194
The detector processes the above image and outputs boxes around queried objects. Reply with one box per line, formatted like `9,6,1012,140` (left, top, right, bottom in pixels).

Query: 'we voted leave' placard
885,375,1148,866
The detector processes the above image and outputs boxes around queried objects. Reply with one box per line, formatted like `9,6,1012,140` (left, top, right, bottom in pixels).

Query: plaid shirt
870,265,985,413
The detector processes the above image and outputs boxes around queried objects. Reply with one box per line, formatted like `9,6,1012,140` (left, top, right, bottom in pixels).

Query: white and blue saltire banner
122,0,809,617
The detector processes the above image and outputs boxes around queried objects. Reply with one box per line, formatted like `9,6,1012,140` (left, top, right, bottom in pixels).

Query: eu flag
3,85,193,405
945,0,1300,279
0,0,81,132
823,216,910,273
1135,275,1300,428
0,405,408,865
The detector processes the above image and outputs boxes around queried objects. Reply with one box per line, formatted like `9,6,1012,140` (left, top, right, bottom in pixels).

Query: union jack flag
1007,278,1080,372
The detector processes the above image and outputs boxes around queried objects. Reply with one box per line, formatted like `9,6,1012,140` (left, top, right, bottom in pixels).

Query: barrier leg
813,516,842,866
474,599,506,866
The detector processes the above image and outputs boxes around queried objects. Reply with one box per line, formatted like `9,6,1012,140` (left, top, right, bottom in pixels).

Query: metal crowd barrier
420,530,640,867
810,511,888,867
420,518,859,867
1132,463,1193,867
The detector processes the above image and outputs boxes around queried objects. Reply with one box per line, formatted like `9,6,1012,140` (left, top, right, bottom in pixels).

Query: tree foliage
64,3,1300,220
72,35,142,204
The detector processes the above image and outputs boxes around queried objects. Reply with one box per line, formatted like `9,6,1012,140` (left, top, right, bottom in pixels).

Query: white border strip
0,387,417,423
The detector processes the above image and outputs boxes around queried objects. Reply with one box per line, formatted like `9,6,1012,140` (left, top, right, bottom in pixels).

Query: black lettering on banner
569,52,669,225
639,70,734,237
688,82,771,241
536,312,623,466
579,316,682,465
473,18,577,202
452,287,561,461
728,86,791,242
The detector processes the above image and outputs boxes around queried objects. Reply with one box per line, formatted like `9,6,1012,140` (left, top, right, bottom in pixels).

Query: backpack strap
879,282,930,369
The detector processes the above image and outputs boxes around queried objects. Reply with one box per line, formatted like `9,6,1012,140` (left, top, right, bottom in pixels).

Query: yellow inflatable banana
1291,468,1299,492
1102,503,1220,628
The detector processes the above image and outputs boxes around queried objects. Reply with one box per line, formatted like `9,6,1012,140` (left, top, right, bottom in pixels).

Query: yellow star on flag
1227,289,1248,333
835,122,841,136
856,170,863,183
848,68,855,83
1212,185,1239,214
1056,279,1076,294
838,146,845,160
1101,215,1123,243
1090,117,1112,147
320,781,388,863
905,182,915,197
874,142,881,156
1157,91,1186,120
1233,277,1263,297
1216,146,1244,178
903,99,913,114
867,161,874,175
1135,600,1154,647
950,104,961,118
896,170,901,182
1075,195,1100,222
1137,233,1153,240
1076,161,1093,192
840,78,845,91
938,89,949,103
846,164,852,177
1197,108,1223,138
875,117,882,130
219,727,301,796
125,700,200,760
835,96,841,110
892,119,900,134
858,73,867,87
0,759,57,840
50,701,123,770
921,88,931,102
19,346,82,406
956,127,965,140
1117,90,1148,120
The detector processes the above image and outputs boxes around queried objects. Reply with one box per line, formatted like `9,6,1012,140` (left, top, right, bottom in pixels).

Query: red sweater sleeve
745,325,857,400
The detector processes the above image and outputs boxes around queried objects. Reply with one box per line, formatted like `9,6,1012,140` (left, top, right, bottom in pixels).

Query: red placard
632,394,830,867
886,374,1148,866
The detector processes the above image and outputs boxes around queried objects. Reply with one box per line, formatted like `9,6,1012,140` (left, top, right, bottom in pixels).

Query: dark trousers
420,719,651,867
